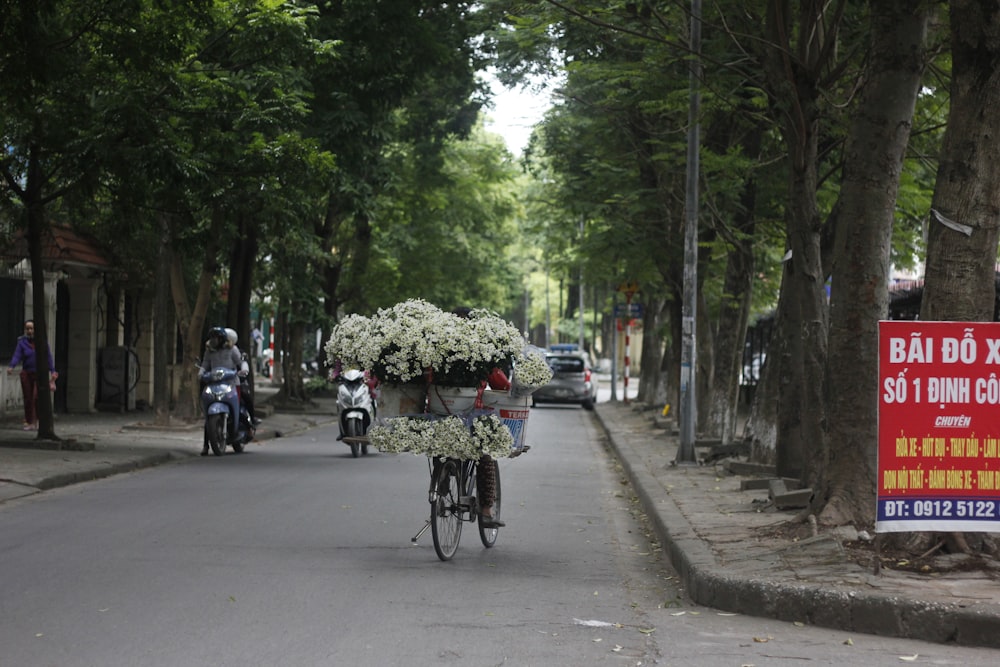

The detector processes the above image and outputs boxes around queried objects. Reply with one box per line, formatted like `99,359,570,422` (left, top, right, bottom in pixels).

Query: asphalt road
1,405,998,666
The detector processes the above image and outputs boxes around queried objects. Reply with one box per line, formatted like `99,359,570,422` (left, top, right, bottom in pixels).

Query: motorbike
200,367,255,456
337,369,376,458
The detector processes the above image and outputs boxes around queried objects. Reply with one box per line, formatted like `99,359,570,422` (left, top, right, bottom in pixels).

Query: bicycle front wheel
430,458,462,561
478,461,501,548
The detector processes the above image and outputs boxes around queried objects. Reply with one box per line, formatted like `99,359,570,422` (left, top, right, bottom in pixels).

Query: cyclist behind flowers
452,306,509,528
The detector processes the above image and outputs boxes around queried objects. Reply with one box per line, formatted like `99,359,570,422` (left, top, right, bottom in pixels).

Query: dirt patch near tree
754,519,1000,578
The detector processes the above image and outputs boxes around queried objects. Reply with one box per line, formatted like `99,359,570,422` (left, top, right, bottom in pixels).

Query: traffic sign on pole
613,303,643,318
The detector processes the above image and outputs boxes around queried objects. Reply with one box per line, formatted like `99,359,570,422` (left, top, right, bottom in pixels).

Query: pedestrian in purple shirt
6,320,57,430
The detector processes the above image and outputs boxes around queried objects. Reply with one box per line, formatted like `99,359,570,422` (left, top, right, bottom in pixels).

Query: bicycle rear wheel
478,462,501,547
430,458,462,561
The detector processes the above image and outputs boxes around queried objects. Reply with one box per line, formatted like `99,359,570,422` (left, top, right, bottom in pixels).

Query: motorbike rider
199,327,261,428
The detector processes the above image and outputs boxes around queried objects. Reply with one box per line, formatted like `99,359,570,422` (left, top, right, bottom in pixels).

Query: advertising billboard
878,321,1000,532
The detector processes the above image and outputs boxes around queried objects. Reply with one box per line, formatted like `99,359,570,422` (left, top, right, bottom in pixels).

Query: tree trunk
914,0,1000,555
760,2,835,482
228,214,258,405
284,317,308,402
744,315,779,465
170,211,223,420
153,214,172,426
227,213,258,352
24,144,57,441
320,198,344,326
818,0,931,528
705,226,755,444
921,1,1000,324
636,295,666,406
703,113,762,444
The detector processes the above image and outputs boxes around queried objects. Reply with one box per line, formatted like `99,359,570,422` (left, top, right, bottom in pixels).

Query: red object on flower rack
482,389,530,455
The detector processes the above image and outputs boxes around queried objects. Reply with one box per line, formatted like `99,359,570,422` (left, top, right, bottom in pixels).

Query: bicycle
412,455,502,561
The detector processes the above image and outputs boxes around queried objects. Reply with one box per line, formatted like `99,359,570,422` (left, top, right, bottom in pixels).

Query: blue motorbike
200,367,255,456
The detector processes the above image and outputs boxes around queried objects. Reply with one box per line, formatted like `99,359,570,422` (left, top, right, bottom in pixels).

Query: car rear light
584,368,592,383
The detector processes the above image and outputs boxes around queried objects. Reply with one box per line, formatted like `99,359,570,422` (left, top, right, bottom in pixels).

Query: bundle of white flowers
369,413,515,459
510,345,553,396
324,299,527,387
325,300,452,384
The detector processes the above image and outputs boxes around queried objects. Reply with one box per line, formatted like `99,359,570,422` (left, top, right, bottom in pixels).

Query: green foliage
365,125,524,315
1,0,948,403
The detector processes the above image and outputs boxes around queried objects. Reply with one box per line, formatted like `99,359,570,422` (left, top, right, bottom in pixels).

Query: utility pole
676,0,702,466
578,215,586,352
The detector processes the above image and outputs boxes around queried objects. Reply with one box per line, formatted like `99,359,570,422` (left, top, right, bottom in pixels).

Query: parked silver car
531,352,597,410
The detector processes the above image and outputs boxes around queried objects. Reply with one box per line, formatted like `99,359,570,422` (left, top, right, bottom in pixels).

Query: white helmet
225,328,238,346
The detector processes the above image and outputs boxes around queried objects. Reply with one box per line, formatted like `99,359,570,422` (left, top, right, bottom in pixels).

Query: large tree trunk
704,159,759,444
24,145,57,441
921,1,1000,324
759,1,839,481
636,295,666,406
744,314,780,465
818,0,931,528
703,109,763,444
227,214,258,353
153,214,172,426
170,211,223,420
705,235,755,445
915,0,1000,555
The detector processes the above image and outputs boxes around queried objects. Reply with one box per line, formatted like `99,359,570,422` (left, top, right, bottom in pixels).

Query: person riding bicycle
453,306,509,528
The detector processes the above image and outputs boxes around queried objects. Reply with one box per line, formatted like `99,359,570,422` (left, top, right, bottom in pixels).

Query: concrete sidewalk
595,401,1000,649
0,390,339,501
2,395,999,647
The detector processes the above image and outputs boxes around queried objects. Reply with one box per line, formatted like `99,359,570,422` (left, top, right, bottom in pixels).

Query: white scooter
336,369,376,458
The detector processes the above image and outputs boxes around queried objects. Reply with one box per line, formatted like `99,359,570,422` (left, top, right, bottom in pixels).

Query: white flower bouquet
510,345,553,397
325,300,452,384
324,299,526,387
369,413,515,459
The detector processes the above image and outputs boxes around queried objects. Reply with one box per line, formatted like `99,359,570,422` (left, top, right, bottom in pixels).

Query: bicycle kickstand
411,519,431,543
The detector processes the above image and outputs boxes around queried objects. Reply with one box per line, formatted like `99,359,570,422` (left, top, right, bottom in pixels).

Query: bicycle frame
412,456,501,561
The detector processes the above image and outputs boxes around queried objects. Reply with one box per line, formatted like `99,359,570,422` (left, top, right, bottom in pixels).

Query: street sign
613,303,643,318
617,281,639,297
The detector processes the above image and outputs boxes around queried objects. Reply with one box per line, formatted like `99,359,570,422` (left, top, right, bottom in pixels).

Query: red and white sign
878,321,1000,532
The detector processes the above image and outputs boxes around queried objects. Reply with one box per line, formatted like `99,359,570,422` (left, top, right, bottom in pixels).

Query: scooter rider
200,327,261,427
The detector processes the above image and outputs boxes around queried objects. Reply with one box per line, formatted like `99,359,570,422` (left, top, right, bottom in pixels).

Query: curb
593,406,1000,649
35,451,192,490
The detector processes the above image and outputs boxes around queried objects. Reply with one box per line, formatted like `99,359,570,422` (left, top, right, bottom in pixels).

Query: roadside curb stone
593,401,1000,649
